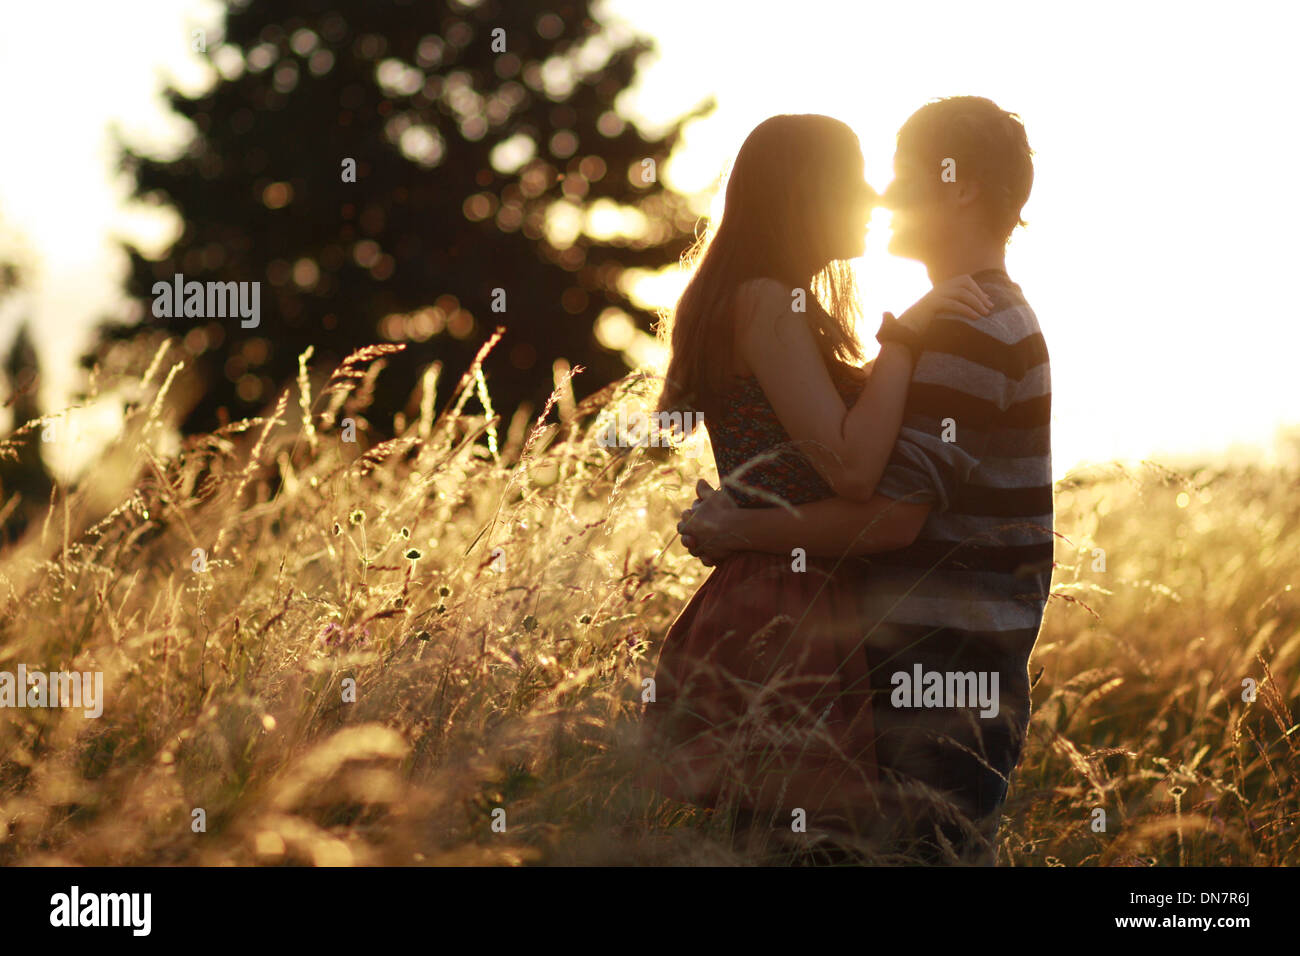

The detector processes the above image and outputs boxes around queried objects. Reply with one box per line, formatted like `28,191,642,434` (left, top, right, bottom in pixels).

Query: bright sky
1,0,1297,482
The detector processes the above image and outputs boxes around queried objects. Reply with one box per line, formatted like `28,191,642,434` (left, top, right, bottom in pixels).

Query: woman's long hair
657,114,866,425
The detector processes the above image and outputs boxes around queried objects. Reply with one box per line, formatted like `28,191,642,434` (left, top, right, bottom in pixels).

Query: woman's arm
735,277,991,502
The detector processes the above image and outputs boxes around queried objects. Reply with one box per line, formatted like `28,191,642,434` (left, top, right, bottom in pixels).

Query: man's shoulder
984,304,1046,365
974,275,1042,338
970,277,1048,376
925,300,1043,378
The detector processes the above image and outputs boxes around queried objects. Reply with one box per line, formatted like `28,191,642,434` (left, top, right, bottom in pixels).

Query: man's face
883,140,951,262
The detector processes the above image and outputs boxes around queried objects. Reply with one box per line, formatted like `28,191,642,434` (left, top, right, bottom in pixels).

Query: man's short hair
898,96,1034,242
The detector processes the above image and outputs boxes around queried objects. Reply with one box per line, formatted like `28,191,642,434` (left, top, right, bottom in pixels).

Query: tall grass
0,332,1295,865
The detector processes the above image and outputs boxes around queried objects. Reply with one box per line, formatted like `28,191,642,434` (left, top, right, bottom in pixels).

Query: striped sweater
854,267,1053,829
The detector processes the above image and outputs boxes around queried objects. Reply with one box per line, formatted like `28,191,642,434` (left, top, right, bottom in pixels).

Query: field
0,333,1296,865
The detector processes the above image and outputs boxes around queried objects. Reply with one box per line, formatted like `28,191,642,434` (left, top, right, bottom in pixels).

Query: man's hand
677,479,746,567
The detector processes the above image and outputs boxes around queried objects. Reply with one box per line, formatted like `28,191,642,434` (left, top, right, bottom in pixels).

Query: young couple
637,96,1053,864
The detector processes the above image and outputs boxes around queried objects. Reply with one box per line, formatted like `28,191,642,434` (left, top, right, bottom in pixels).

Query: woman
636,114,992,849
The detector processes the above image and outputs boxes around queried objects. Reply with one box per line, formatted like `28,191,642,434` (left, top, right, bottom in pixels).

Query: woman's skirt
637,550,882,827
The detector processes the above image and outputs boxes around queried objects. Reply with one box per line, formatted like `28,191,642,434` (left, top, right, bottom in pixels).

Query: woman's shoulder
732,277,802,324
735,276,796,300
729,278,792,377
733,278,833,348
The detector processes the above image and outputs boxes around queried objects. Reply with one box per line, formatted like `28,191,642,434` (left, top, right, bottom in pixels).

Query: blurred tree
86,0,709,436
0,322,54,543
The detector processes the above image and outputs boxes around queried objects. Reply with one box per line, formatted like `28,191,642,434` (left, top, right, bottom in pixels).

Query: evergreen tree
86,0,708,435
0,322,54,543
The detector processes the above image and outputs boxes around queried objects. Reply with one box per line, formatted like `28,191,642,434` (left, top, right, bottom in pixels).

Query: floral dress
637,363,882,829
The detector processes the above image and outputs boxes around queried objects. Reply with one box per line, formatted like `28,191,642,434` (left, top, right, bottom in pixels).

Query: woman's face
816,141,877,262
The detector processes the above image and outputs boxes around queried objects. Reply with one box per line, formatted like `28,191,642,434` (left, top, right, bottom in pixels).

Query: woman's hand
677,479,745,567
894,275,994,335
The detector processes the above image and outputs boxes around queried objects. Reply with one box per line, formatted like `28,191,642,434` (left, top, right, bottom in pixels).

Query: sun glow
0,0,1296,479
601,0,1300,478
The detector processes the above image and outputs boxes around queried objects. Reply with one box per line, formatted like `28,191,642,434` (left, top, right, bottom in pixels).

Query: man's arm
679,483,931,561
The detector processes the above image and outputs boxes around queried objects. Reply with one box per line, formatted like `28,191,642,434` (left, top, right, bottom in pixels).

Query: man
679,96,1053,863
